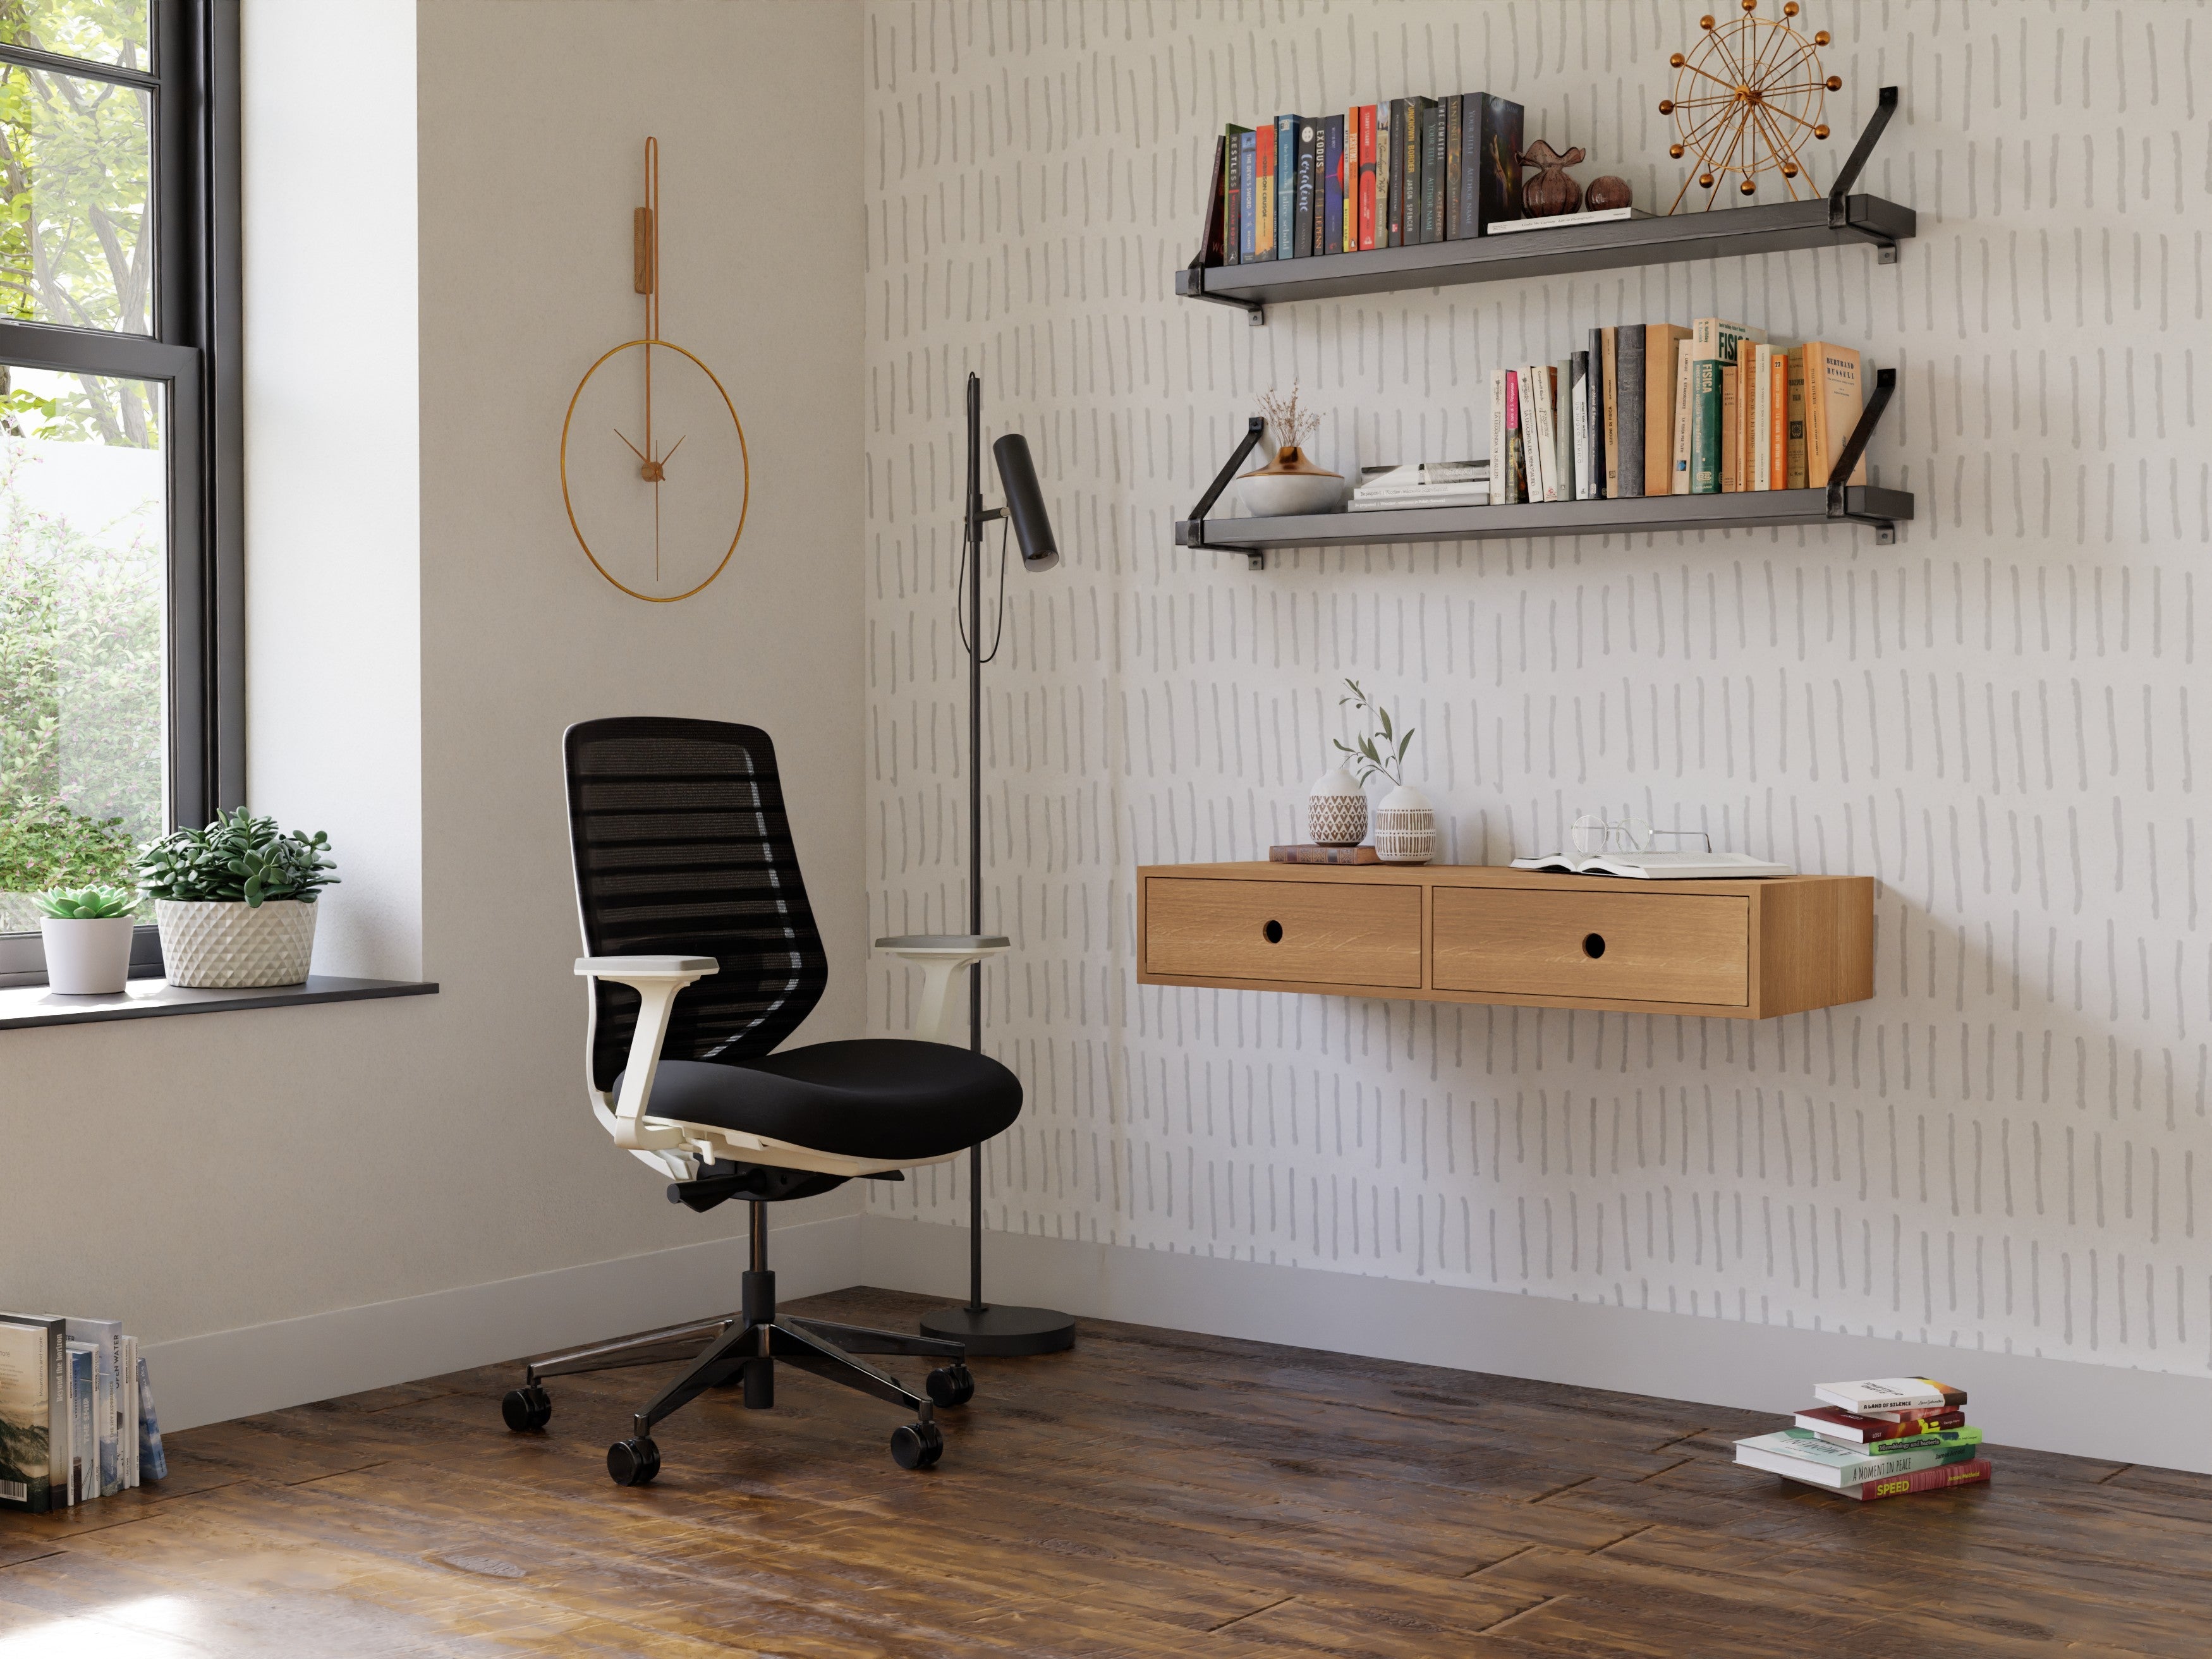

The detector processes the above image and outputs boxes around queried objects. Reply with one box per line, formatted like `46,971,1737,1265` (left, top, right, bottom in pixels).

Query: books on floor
1348,461,1489,512
0,1310,165,1514
1737,1377,1990,1503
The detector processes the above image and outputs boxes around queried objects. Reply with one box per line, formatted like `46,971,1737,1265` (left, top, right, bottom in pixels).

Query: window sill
0,975,437,1031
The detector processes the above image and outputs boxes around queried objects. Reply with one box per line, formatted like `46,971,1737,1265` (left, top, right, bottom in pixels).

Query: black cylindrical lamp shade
992,434,1059,571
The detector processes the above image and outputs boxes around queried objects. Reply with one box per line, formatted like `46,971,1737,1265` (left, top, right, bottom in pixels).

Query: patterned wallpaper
860,0,2209,1379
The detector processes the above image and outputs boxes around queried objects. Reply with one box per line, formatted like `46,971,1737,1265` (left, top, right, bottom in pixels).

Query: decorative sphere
1826,75,1842,90
1699,172,1715,188
1658,98,1674,114
1700,15,1715,28
1740,178,1757,195
1780,161,1799,177
1813,123,1830,139
1784,1,1799,14
1814,29,1830,44
1586,176,1633,212
1670,51,1686,66
1742,0,1756,10
1669,143,1686,158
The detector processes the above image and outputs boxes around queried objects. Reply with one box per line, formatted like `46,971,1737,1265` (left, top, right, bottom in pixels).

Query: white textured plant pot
1239,470,1343,517
39,916,135,995
1374,784,1438,865
155,898,318,988
1308,767,1368,846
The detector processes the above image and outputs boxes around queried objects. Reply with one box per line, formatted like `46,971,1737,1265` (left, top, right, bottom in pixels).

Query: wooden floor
1,1287,2204,1656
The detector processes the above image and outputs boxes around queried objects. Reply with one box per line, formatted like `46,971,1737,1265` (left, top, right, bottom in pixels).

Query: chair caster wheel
890,1419,944,1469
501,1385,552,1432
925,1363,975,1408
607,1437,660,1486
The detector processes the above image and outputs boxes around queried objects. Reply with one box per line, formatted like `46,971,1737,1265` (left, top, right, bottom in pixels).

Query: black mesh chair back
565,717,829,1093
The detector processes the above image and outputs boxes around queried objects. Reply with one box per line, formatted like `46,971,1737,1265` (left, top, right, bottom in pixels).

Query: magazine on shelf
1509,851,1792,879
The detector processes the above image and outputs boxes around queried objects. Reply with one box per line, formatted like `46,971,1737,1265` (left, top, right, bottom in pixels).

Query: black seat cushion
618,1040,1022,1163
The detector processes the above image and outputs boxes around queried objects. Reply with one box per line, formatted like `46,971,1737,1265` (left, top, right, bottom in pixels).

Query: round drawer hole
1581,933,1607,959
1262,920,1284,944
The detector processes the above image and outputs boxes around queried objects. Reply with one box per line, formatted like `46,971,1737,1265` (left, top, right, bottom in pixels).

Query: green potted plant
35,884,137,995
136,810,339,988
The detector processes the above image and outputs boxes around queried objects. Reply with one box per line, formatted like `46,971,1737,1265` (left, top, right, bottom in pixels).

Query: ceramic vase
155,897,319,988
1239,446,1344,517
1373,784,1438,865
39,915,135,995
1307,767,1368,846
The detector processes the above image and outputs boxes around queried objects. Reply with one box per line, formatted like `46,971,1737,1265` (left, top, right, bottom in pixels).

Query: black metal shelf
1181,89,1910,324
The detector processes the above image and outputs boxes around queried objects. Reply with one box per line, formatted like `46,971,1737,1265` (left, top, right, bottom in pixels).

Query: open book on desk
1509,851,1793,879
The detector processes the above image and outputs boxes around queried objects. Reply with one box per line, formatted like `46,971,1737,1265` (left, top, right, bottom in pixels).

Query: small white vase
1237,446,1344,516
39,916,135,995
1308,767,1368,846
1374,783,1438,865
155,898,319,988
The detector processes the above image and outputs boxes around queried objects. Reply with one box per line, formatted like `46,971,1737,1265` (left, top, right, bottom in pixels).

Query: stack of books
1195,94,1525,267
0,1311,167,1514
1734,1376,1990,1502
1484,321,1870,506
1349,461,1488,513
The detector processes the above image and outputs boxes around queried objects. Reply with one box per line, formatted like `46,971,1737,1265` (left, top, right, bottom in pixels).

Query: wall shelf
1179,89,1910,325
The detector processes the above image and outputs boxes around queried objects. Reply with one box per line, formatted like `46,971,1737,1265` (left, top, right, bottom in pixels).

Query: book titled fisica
1812,1377,1968,1416
1734,1426,1982,1488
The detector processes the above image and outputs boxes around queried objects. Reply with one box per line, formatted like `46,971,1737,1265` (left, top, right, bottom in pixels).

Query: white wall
0,0,867,1428
860,0,2212,1403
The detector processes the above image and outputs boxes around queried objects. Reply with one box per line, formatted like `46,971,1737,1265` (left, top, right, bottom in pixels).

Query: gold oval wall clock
560,138,750,602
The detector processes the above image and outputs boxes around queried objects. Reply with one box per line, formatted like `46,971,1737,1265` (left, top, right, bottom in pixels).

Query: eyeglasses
1569,815,1714,857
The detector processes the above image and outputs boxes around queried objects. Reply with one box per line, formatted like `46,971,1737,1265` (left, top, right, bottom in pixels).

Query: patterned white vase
155,899,319,988
1374,784,1438,865
1308,767,1368,846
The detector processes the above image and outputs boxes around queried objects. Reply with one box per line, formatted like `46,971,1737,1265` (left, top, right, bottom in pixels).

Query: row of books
0,1310,166,1513
1488,320,1873,506
1198,93,1524,266
1734,1376,1990,1502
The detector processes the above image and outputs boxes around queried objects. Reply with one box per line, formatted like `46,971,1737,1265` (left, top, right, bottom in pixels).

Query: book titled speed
1845,1457,1992,1503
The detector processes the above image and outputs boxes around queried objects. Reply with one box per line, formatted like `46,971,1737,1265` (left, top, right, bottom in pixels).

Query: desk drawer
1431,886,1749,1006
1143,877,1422,988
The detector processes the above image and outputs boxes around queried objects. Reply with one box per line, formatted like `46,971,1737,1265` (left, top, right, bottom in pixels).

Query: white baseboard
855,1216,2212,1474
147,1212,861,1433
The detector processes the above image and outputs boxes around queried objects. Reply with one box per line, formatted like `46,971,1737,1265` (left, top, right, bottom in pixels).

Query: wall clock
560,138,750,602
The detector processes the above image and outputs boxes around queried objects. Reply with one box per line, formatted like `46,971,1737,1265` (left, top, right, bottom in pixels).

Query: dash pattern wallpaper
861,0,2210,1382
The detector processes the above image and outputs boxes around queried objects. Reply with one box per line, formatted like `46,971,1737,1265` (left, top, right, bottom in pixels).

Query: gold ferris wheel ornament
1659,0,1840,213
560,138,750,602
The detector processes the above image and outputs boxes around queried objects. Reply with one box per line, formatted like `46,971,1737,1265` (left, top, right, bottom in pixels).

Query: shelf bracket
1186,416,1269,569
1829,87,1901,262
1179,257,1267,325
1825,365,1899,542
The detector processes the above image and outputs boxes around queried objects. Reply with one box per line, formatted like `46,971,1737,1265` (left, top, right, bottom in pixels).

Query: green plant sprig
1331,678,1416,788
135,808,339,908
34,884,135,920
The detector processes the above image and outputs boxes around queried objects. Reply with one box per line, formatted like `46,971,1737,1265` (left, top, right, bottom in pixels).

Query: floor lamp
899,372,1076,1357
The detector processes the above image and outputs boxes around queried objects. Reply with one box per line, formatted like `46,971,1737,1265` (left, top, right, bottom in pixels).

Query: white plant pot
155,898,319,988
1308,766,1368,846
39,916,135,995
1373,783,1438,865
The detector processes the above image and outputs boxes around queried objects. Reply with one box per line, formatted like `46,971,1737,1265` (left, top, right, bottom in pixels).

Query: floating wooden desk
1136,863,1873,1021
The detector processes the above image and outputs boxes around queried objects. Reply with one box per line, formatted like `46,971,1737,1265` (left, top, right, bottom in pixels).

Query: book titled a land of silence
1795,1404,1967,1445
1813,1376,1968,1416
1508,851,1792,880
1734,1425,1984,1489
1270,844,1380,865
1484,205,1654,234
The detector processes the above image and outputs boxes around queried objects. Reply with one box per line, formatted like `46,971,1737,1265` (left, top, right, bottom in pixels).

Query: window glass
0,56,152,334
0,1,151,72
0,363,164,932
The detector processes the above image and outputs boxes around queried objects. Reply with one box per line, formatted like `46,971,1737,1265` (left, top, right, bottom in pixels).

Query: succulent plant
34,884,136,920
135,808,339,908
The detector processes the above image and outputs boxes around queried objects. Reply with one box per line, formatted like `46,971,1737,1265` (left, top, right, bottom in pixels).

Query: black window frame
0,0,241,987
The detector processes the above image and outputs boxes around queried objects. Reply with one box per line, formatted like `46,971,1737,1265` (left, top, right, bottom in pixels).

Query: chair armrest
873,934,1011,952
576,956,716,1151
874,937,1012,1045
576,955,719,980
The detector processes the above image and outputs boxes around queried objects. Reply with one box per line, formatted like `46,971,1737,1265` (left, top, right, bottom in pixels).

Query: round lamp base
918,1303,1076,1356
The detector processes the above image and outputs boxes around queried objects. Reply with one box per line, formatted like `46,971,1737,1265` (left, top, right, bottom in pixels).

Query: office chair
501,717,1022,1481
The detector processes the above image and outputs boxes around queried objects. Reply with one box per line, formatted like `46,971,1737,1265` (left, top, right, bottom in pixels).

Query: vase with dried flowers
1330,679,1437,864
1239,385,1343,516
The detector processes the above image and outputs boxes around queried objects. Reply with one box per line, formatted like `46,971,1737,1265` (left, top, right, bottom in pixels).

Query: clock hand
657,434,687,470
614,427,648,463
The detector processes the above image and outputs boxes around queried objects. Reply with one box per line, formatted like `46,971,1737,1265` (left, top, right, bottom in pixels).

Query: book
1374,101,1393,249
1529,365,1561,503
120,1334,139,1488
1556,358,1576,501
1358,461,1487,490
1813,1377,1968,1415
1466,94,1523,234
1200,135,1230,266
1357,105,1377,249
1749,344,1773,489
1794,1404,1967,1445
1385,98,1407,245
1503,370,1527,504
1322,114,1344,255
1670,349,1695,493
1718,364,1740,491
1252,123,1275,259
1275,114,1298,260
1509,851,1793,879
1842,1458,1993,1502
1488,370,1508,504
65,1316,123,1498
1239,129,1260,263
1691,315,1765,365
1443,94,1463,238
1401,97,1430,245
1483,205,1655,233
1803,341,1867,485
1224,127,1253,264
1586,327,1606,494
1419,97,1446,243
1616,326,1645,497
64,1342,94,1506
1293,118,1317,258
1272,844,1380,865
1687,358,1724,494
136,1352,166,1483
1599,327,1620,497
1784,345,1809,487
1734,1426,1980,1489
0,1314,60,1512
1571,351,1592,499
1349,489,1488,512
1744,344,1766,490
1768,345,1788,489
1772,1424,1984,1462
1644,324,1689,498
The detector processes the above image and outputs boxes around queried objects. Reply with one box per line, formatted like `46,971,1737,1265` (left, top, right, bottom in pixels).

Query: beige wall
0,0,866,1387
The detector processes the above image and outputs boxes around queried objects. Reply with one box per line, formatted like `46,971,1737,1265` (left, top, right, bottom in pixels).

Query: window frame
0,0,241,987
